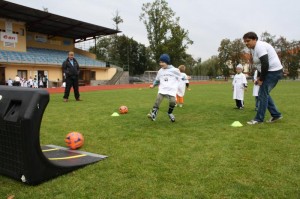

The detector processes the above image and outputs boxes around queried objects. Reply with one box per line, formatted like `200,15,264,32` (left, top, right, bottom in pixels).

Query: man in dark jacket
62,51,81,102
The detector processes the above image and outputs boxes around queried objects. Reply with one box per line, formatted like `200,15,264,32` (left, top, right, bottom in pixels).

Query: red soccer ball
119,105,128,114
65,132,84,150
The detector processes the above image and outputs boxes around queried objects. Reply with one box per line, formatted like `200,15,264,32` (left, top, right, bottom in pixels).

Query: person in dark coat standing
62,51,81,102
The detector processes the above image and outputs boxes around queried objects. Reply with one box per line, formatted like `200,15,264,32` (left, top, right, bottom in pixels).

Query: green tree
218,38,248,78
196,56,219,77
140,0,193,67
90,35,155,75
112,10,123,31
260,31,276,46
218,39,231,78
230,39,246,69
276,37,300,79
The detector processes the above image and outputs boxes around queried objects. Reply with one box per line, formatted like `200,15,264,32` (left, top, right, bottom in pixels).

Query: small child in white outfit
176,65,190,107
232,64,248,109
253,69,260,111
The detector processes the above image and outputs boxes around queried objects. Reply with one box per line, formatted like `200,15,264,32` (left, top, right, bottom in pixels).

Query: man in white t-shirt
147,54,182,122
243,32,283,125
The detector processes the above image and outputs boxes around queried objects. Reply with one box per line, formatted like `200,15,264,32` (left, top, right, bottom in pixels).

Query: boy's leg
153,93,164,109
148,93,164,121
167,95,176,122
176,95,179,105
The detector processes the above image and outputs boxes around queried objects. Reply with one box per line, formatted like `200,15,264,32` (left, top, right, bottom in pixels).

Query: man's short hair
243,32,258,40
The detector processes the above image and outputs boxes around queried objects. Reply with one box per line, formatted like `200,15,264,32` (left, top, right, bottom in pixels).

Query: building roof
0,1,120,42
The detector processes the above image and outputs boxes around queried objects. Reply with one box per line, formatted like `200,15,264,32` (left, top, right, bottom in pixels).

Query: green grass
1,81,300,198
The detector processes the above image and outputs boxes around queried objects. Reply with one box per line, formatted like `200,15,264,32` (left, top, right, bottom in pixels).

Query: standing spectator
22,78,28,87
39,78,44,88
43,75,48,88
28,76,33,88
62,51,81,102
14,75,20,86
7,78,13,86
232,64,248,109
243,32,283,125
33,78,38,88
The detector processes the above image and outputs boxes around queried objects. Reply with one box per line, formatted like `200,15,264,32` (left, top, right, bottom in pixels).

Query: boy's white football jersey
155,65,181,97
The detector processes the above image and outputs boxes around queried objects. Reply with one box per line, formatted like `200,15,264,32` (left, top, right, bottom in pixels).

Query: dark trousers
235,99,244,108
63,76,80,100
254,70,282,122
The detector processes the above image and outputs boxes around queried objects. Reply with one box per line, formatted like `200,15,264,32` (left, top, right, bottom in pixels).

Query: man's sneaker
168,113,175,122
267,116,283,123
247,120,262,125
178,104,183,108
147,109,157,121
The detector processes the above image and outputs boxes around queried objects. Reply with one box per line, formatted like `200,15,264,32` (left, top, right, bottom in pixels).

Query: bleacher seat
0,48,106,67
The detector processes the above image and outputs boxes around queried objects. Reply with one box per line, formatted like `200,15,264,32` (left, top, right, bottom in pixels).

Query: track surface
46,81,222,94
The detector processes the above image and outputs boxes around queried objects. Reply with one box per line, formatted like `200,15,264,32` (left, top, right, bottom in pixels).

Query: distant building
0,1,120,86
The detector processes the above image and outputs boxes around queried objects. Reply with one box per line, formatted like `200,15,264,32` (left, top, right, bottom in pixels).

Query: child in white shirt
232,64,248,109
7,78,13,86
33,78,38,88
148,54,181,122
176,65,190,107
253,69,260,111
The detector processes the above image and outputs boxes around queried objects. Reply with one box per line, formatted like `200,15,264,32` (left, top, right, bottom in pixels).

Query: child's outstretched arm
150,70,161,88
149,80,160,88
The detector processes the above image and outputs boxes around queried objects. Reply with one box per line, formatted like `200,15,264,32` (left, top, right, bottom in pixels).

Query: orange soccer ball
119,105,128,114
65,132,84,150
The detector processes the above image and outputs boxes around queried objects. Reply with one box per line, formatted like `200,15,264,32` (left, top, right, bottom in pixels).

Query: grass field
1,81,300,199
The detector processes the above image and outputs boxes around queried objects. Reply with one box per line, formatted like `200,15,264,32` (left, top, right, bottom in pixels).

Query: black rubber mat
41,145,107,167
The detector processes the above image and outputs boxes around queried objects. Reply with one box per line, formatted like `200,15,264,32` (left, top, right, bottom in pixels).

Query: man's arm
259,54,269,81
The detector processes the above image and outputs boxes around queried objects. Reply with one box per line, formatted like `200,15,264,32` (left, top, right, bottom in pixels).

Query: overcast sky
6,0,300,61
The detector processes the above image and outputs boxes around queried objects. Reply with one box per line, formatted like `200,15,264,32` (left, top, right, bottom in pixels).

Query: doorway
37,70,48,88
0,67,5,85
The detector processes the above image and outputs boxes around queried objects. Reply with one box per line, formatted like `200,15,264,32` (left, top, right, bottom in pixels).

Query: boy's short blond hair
178,65,186,72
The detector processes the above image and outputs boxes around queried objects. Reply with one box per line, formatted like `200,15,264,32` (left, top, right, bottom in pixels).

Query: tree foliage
140,0,193,67
90,35,156,75
112,10,123,31
217,38,247,77
195,56,219,77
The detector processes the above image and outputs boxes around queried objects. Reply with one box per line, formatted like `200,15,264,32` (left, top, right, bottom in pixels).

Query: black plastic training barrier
0,86,106,185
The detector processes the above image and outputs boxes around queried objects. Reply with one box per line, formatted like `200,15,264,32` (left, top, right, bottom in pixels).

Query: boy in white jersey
148,54,181,122
232,64,247,109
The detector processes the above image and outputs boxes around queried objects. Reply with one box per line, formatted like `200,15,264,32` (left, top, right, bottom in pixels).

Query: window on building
91,71,96,80
17,70,27,79
20,28,25,36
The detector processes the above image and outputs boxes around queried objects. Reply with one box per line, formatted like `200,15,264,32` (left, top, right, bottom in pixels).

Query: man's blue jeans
255,70,283,122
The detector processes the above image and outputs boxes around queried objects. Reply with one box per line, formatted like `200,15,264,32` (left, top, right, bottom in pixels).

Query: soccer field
1,81,300,198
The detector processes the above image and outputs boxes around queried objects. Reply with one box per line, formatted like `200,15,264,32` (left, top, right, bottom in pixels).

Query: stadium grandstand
0,0,127,87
